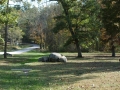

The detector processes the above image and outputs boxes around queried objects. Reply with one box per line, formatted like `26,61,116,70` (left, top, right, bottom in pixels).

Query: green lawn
0,52,120,90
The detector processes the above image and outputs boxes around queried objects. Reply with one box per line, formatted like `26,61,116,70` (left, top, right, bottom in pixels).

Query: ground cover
0,52,120,90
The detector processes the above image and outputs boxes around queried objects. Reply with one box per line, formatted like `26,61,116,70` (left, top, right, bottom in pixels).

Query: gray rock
38,56,49,62
38,57,44,62
38,52,67,63
59,56,67,63
49,53,62,62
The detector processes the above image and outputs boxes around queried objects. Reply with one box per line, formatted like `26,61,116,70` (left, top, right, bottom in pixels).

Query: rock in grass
49,53,62,62
38,52,67,63
38,56,49,62
59,56,67,63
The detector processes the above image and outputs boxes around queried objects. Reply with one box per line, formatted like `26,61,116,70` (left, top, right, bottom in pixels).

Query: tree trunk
111,45,115,57
110,39,115,57
75,41,82,57
4,21,8,58
4,0,9,58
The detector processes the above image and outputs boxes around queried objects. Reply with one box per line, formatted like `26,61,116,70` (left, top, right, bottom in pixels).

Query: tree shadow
0,59,120,89
94,56,120,60
0,53,120,89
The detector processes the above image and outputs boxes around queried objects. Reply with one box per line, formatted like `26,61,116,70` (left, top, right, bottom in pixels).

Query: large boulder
38,56,49,62
59,56,67,63
38,52,67,63
48,53,62,62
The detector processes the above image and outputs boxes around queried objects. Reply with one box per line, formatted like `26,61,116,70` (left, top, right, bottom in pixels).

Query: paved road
0,44,40,55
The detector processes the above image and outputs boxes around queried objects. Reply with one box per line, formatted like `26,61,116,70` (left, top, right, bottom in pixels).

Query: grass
0,52,120,90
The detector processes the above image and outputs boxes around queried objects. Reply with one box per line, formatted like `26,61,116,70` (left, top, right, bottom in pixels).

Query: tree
8,26,24,45
100,0,120,56
2,0,9,58
18,2,38,42
44,3,68,51
0,0,21,58
0,0,6,4
51,0,101,57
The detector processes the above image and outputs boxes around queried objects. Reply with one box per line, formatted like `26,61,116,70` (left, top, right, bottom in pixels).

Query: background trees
100,0,120,56
1,0,120,57
8,26,24,45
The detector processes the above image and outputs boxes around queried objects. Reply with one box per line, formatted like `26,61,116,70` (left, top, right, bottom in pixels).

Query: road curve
0,44,40,55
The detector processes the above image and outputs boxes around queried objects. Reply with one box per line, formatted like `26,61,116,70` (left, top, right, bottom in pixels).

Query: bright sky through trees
9,0,57,7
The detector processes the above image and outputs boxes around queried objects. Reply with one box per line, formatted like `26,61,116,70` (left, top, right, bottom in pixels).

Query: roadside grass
0,52,120,90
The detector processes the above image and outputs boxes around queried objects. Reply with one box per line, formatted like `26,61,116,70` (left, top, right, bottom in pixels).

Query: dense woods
0,0,120,58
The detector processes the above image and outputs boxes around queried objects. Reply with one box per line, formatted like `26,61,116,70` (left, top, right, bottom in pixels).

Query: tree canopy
100,0,120,56
51,0,101,57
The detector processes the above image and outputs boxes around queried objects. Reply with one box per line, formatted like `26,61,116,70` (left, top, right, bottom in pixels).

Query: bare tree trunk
111,40,115,57
4,21,8,58
75,41,82,57
111,45,115,57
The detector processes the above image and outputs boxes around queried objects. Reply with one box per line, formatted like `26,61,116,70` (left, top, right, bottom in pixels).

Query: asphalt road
0,44,39,55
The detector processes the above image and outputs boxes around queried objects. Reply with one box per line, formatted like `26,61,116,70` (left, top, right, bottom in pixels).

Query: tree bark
111,45,115,57
4,0,9,58
4,21,8,58
110,40,115,57
75,39,82,57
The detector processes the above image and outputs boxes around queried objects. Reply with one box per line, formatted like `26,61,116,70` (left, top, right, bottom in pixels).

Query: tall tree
0,0,21,58
3,0,9,58
51,0,101,57
101,0,120,56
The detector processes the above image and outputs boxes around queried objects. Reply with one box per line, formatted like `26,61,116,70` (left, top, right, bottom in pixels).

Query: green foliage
53,0,101,50
8,26,24,45
100,0,120,56
101,0,120,37
0,35,4,45
0,5,18,24
0,0,6,4
52,16,68,33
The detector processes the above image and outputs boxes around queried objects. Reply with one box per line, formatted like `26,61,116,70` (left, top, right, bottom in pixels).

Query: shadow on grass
94,56,120,60
0,61,120,89
0,53,120,89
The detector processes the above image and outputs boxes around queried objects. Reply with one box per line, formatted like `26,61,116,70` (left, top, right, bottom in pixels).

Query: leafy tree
0,0,6,4
0,0,21,58
44,4,66,51
18,2,47,49
51,0,101,57
8,26,24,45
100,0,120,56
1,0,11,58
18,3,38,42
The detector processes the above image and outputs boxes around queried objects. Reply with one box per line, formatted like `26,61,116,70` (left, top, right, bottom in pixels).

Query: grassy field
0,52,120,90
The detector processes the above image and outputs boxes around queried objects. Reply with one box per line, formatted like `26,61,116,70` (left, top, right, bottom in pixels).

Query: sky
9,0,57,7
